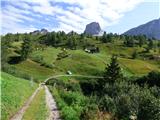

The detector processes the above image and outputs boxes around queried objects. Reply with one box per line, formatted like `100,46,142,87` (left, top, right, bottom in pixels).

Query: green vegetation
47,79,98,120
46,56,160,120
31,47,61,65
22,87,48,120
13,59,54,82
1,31,160,120
1,72,38,120
119,57,160,75
50,88,87,120
2,32,159,82
20,34,32,61
54,50,105,75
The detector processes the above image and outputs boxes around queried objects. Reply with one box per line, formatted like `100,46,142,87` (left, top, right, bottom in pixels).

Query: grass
54,50,106,76
22,87,48,120
13,59,54,82
119,57,160,75
97,43,144,58
31,47,61,65
1,72,38,120
54,47,159,77
10,41,160,82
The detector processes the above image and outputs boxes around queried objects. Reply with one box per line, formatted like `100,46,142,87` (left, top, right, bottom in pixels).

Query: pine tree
103,55,122,84
20,35,31,60
101,31,107,43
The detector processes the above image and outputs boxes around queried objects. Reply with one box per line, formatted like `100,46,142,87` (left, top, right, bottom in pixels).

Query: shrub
99,95,116,115
40,61,54,69
81,96,98,120
137,89,160,120
132,50,138,59
31,55,54,69
61,106,79,120
31,55,43,63
135,71,160,87
60,91,86,107
115,94,133,119
64,81,81,92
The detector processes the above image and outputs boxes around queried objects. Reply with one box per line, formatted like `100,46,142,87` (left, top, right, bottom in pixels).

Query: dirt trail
10,86,41,120
45,85,61,120
10,74,102,120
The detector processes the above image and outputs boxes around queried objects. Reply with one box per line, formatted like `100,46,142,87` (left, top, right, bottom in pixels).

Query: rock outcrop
84,22,103,36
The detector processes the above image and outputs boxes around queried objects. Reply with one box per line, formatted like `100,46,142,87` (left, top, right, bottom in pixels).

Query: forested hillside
1,31,160,120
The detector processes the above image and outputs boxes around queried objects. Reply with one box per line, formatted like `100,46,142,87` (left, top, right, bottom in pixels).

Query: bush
31,55,43,63
64,81,81,92
81,96,98,120
40,61,54,69
137,89,160,120
47,78,81,92
49,87,86,120
80,79,98,95
115,94,133,119
60,91,86,107
61,106,79,120
132,50,138,59
99,95,116,115
31,55,54,69
94,77,160,120
135,71,160,87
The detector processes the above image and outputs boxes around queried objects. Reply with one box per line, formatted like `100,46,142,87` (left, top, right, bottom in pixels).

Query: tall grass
1,72,38,120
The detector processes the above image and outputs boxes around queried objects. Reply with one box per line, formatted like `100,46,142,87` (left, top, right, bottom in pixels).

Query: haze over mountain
123,18,160,40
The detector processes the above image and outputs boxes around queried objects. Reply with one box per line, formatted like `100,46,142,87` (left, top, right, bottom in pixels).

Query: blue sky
1,0,160,34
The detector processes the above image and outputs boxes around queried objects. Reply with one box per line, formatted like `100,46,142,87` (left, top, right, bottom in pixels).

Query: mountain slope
123,18,160,39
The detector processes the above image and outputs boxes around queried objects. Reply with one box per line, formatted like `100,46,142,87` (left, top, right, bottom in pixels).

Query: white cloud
2,0,145,34
2,19,37,34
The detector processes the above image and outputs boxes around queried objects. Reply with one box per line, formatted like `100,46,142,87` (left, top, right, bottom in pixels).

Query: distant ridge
31,28,48,35
123,18,160,40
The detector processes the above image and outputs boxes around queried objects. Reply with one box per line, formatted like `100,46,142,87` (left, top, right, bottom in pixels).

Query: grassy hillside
54,50,106,75
119,57,160,75
53,48,159,77
31,47,61,65
13,59,54,82
2,32,160,120
1,72,38,120
5,39,160,83
22,87,48,120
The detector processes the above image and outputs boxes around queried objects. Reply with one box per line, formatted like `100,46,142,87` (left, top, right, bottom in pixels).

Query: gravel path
45,85,61,120
10,86,41,120
10,74,102,120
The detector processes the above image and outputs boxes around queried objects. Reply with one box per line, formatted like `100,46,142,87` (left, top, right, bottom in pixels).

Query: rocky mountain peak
84,22,103,36
31,28,48,35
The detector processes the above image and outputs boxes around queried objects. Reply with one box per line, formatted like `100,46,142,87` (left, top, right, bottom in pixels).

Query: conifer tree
103,55,122,84
20,35,31,60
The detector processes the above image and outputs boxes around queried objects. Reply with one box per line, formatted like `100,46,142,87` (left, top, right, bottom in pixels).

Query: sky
1,0,160,34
